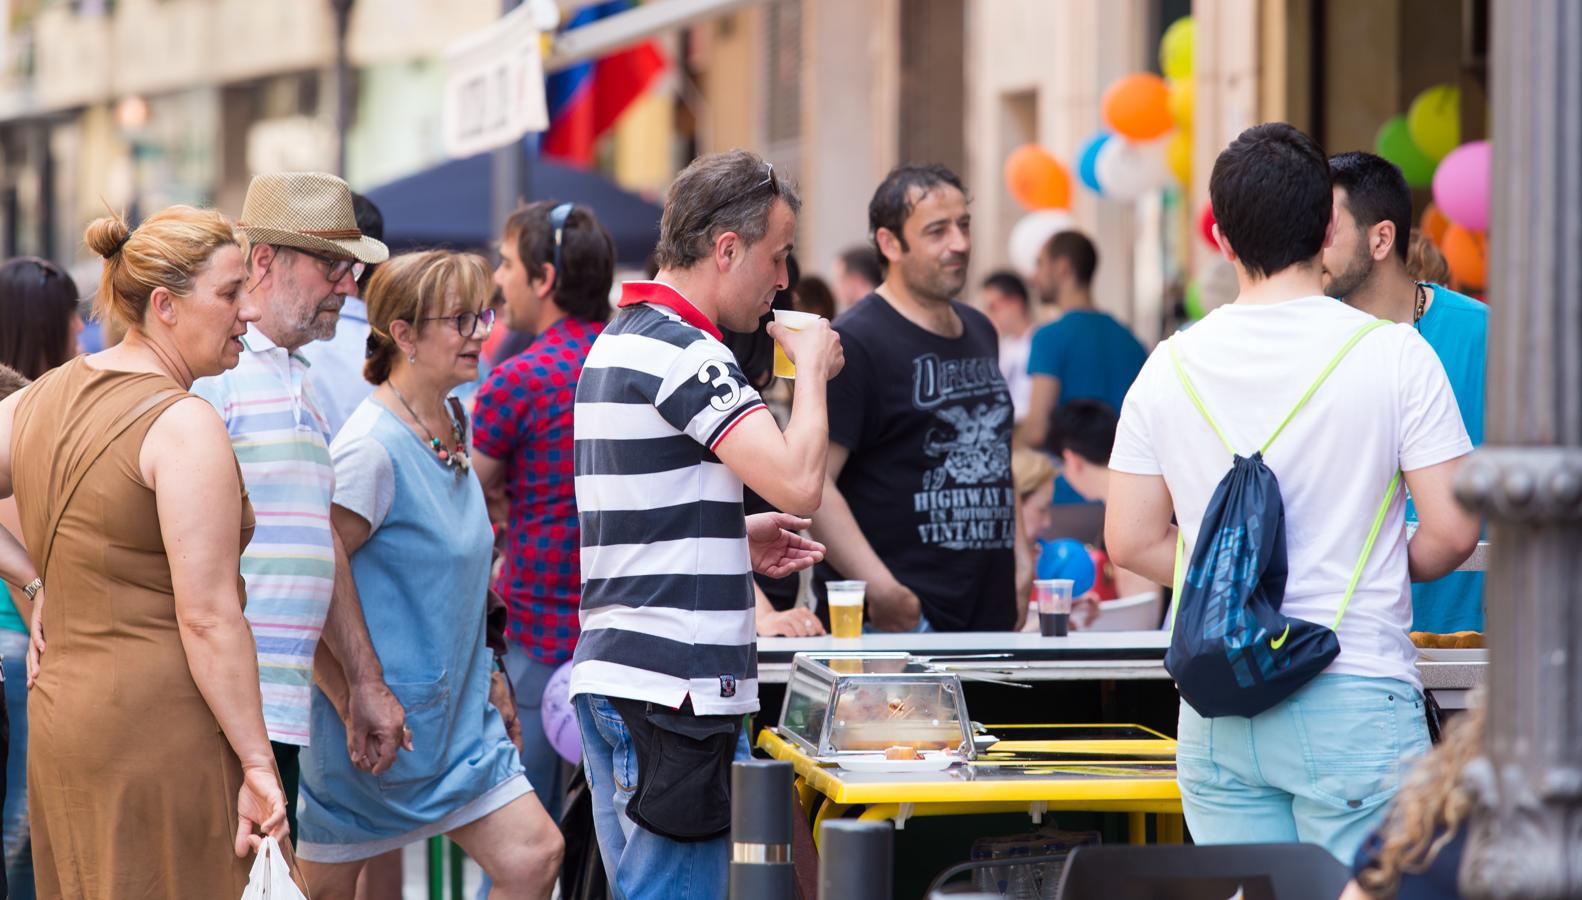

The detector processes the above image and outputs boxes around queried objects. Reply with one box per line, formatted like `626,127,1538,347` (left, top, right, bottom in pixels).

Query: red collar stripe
617,281,723,340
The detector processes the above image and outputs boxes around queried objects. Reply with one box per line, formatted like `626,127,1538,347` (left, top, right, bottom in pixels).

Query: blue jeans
574,694,750,900
0,630,32,900
1175,673,1430,865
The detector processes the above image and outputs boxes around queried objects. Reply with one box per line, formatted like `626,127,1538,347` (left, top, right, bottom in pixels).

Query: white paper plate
834,753,958,773
1417,648,1487,663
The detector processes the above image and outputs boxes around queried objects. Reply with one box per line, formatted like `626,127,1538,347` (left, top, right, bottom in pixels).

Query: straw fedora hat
239,172,389,264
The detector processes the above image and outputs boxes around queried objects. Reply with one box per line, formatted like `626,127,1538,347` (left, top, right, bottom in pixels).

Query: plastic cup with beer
826,580,866,639
771,309,824,379
1034,579,1074,637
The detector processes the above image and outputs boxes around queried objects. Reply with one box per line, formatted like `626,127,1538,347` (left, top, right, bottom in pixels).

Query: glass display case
776,652,975,760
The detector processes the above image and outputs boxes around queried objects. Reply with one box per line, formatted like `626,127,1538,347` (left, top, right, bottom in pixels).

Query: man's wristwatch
22,578,42,602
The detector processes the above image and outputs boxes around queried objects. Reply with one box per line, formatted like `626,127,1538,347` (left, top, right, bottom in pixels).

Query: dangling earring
408,353,416,364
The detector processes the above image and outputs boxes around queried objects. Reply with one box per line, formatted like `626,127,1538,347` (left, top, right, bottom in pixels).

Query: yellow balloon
1168,79,1193,127
1160,17,1195,81
1407,84,1460,162
1167,131,1192,185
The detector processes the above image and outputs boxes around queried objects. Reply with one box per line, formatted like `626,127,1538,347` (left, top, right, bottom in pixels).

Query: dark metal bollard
729,760,796,900
818,819,893,900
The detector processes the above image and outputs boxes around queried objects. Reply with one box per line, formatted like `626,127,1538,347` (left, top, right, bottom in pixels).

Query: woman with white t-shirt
1105,123,1480,865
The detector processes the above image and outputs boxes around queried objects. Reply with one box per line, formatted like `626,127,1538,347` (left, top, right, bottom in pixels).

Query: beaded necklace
388,381,469,478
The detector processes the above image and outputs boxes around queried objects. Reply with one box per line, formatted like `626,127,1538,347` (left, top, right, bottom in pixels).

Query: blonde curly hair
1405,229,1450,286
1357,695,1484,898
1012,446,1056,501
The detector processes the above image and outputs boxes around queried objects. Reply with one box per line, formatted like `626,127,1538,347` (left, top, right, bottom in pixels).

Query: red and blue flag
543,1,668,166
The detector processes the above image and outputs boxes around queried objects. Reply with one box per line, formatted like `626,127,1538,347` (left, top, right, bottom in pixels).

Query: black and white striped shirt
569,281,767,715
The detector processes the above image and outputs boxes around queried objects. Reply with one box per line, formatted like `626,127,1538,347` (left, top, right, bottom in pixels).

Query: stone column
1454,2,1582,898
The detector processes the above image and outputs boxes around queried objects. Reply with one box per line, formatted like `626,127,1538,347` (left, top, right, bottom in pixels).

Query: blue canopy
363,152,662,265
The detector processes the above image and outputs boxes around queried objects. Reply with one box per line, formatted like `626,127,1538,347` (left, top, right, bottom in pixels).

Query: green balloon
1374,115,1437,189
1184,280,1205,320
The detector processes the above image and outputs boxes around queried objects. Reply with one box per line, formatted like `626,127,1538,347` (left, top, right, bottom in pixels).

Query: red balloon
1198,203,1219,249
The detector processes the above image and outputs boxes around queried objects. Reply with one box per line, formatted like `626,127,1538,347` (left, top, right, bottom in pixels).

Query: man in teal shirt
1019,230,1147,451
1323,151,1488,632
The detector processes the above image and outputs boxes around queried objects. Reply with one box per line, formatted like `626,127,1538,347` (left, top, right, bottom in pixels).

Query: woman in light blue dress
296,251,563,899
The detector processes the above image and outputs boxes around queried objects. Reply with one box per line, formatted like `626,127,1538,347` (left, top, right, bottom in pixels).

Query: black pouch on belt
608,697,743,842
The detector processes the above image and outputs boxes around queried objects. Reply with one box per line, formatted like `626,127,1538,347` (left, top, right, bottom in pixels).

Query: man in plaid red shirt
473,200,617,820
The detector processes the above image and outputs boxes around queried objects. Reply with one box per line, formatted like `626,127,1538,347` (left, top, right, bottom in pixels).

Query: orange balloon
1004,144,1073,210
1102,73,1174,141
1440,224,1486,290
1421,203,1450,245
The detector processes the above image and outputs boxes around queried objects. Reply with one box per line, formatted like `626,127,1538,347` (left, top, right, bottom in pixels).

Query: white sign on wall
441,2,549,160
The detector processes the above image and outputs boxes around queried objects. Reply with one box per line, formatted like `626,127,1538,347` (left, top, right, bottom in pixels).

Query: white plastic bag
241,835,308,900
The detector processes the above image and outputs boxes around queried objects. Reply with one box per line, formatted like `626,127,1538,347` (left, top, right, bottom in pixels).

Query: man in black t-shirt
811,164,1023,632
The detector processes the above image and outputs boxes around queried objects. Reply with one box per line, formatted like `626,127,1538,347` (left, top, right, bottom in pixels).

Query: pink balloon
541,661,581,765
1431,141,1491,233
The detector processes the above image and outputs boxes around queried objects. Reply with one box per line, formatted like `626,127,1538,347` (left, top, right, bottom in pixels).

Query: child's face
1061,451,1109,502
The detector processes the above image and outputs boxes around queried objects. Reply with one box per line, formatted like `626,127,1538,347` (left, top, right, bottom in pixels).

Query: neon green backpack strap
1166,319,1394,636
1260,319,1390,454
1261,317,1395,631
1331,470,1402,630
1168,337,1236,457
1167,529,1186,636
1166,334,1229,638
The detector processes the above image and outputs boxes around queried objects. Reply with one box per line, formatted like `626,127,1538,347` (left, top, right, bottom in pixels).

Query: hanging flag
543,1,668,167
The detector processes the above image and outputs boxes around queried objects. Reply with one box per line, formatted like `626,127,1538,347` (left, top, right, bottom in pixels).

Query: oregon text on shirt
820,292,1018,631
191,323,336,746
568,281,766,716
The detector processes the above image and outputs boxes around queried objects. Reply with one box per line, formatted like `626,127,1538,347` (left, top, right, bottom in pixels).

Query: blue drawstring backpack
1165,320,1400,718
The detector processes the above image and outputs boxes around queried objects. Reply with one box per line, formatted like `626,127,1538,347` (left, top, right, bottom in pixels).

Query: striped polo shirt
569,281,766,715
192,324,336,745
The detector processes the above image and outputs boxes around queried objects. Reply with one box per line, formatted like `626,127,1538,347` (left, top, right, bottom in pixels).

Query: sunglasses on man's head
697,162,781,225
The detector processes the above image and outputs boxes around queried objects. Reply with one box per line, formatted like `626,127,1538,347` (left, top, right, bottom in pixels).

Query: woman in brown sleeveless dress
0,207,300,898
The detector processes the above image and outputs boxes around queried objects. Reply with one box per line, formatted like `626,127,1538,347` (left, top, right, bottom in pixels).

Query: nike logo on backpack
1270,624,1291,650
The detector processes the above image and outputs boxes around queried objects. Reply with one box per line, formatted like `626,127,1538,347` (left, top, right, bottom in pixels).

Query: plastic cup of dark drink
1034,579,1074,637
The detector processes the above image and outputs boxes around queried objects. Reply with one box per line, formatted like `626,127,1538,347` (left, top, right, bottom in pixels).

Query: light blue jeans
1175,673,1431,865
574,694,750,900
0,629,33,900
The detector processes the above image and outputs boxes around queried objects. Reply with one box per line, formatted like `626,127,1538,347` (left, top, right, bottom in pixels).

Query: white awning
545,0,772,72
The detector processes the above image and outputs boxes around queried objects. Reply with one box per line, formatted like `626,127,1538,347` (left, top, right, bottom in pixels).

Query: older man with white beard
192,172,401,838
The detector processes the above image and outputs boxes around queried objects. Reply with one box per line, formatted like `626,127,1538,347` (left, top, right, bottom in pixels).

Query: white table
757,631,1486,706
757,630,1171,684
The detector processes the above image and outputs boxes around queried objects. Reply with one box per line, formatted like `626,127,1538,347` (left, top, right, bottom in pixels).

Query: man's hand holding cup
768,310,844,381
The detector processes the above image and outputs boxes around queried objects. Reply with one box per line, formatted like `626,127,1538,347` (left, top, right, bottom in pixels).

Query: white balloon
1008,210,1077,277
1094,136,1173,200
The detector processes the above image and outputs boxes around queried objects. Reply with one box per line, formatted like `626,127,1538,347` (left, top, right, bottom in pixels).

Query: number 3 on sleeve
698,359,743,412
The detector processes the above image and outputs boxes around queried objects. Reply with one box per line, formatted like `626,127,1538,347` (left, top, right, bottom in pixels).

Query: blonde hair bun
84,214,133,260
